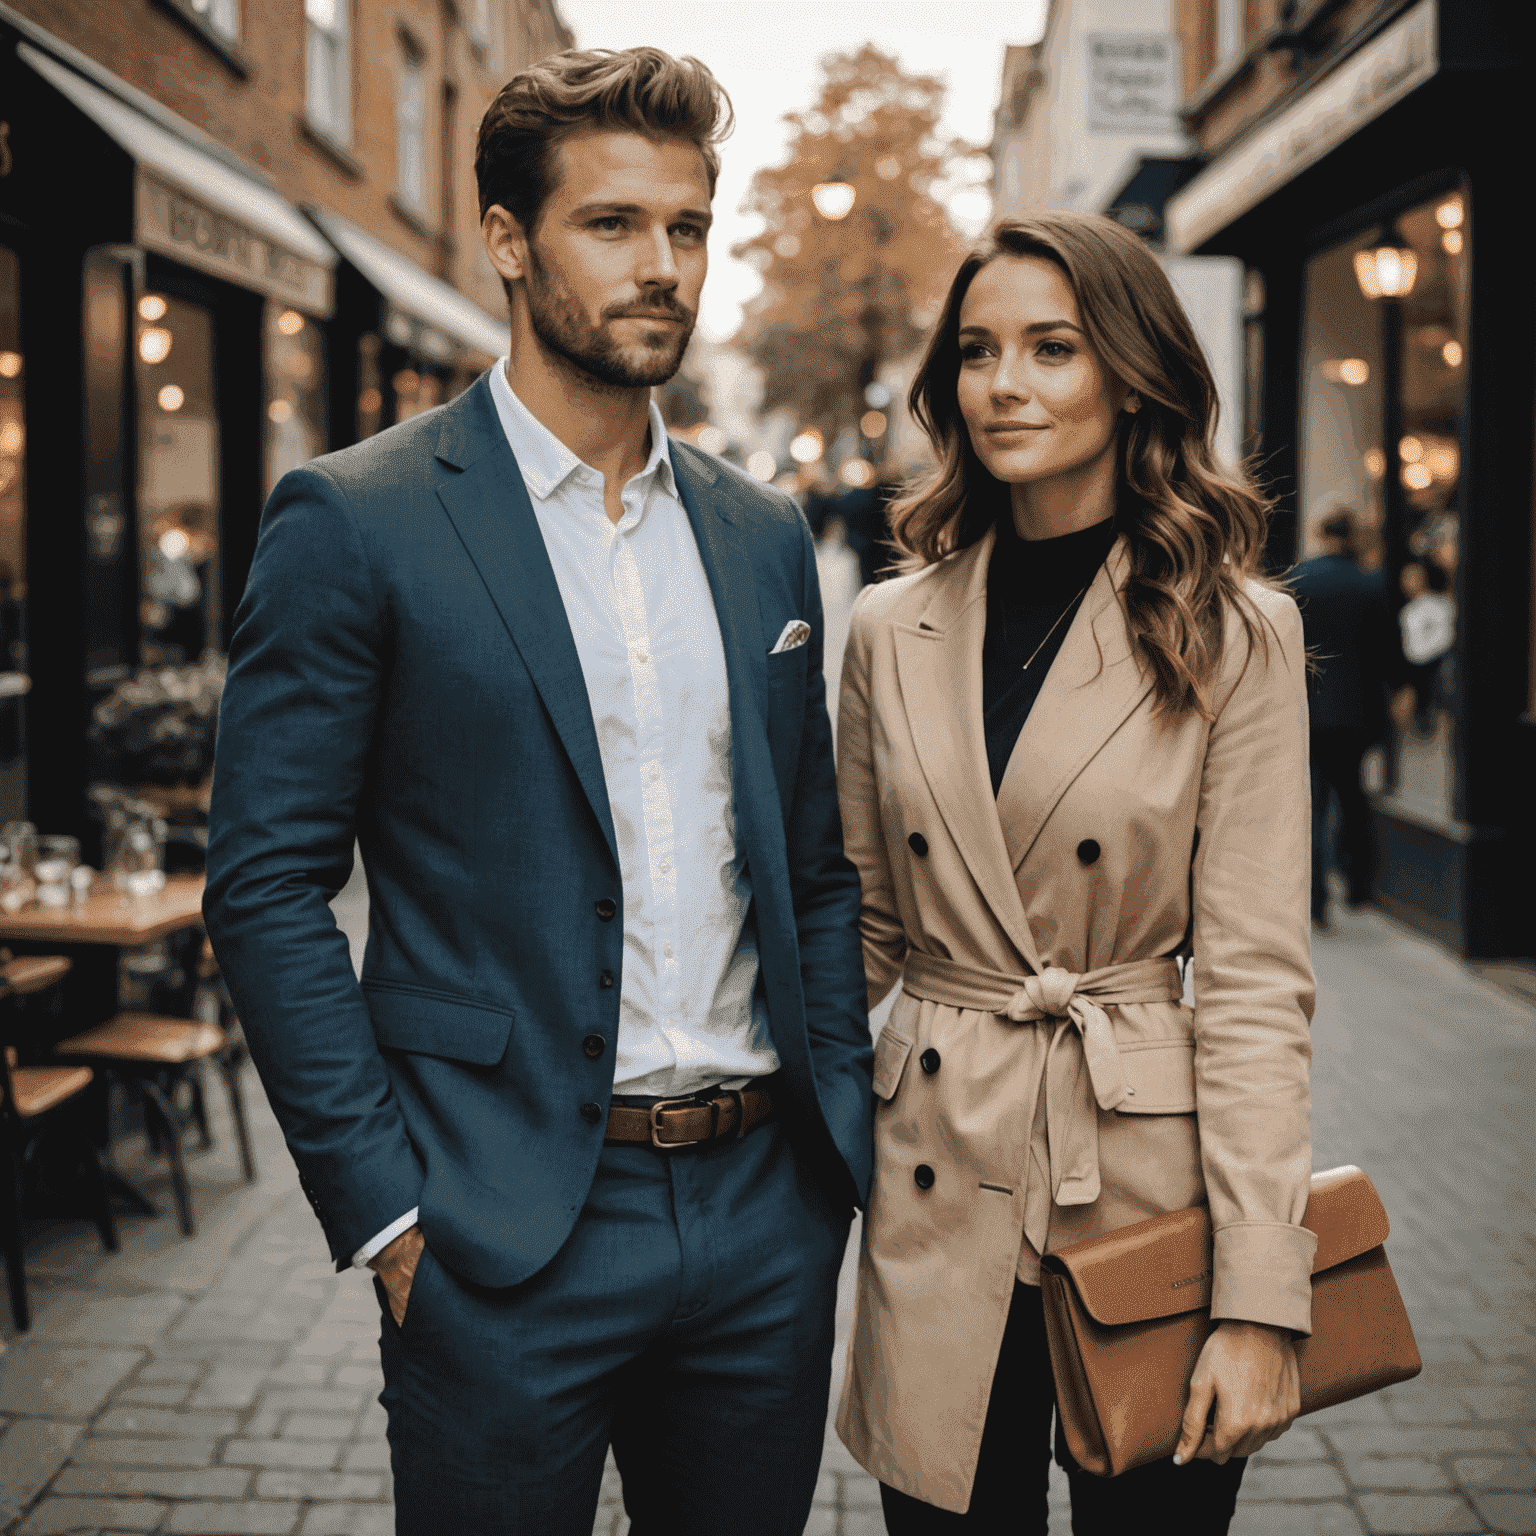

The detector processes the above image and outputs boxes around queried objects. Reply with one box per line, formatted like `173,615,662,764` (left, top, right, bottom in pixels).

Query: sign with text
1087,34,1181,135
136,171,333,316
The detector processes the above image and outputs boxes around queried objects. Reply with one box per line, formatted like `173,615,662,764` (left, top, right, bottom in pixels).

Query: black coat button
920,1048,941,1075
599,969,615,989
582,1034,606,1060
914,1163,935,1190
595,898,617,920
580,1101,604,1124
908,832,929,857
1077,839,1101,865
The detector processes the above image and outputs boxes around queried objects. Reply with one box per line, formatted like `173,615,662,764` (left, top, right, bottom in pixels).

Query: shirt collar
489,357,675,502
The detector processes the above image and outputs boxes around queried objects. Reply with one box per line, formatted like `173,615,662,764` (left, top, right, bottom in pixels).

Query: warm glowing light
789,430,824,464
1435,200,1463,229
1441,340,1463,368
875,156,901,181
696,425,727,455
1353,244,1417,299
277,309,305,336
138,327,172,364
1363,448,1386,479
860,410,887,438
0,422,21,455
138,294,167,321
268,399,293,423
1321,358,1370,386
746,450,777,481
864,381,892,409
811,182,856,220
0,352,20,379
773,234,801,259
1424,442,1459,481
1440,229,1463,255
358,388,382,416
1399,436,1424,463
840,458,875,488
157,384,185,412
159,528,190,559
1402,462,1432,491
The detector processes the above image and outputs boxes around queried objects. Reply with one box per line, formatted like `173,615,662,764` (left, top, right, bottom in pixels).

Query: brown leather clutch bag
1040,1165,1422,1477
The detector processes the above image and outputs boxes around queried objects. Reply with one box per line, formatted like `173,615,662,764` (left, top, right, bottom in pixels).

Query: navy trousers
375,1115,852,1535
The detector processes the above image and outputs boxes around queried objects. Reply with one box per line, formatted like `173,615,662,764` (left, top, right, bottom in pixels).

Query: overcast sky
554,0,1049,339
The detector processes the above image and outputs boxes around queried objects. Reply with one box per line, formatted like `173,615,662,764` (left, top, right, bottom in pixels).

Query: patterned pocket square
769,620,812,654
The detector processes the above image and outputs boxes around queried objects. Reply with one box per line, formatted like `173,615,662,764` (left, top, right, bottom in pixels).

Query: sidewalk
2,881,1531,1535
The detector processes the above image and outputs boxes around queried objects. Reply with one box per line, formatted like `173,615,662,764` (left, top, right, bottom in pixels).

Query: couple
204,45,1315,1536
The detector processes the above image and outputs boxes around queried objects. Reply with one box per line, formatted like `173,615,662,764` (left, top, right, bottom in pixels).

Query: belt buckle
649,1093,719,1149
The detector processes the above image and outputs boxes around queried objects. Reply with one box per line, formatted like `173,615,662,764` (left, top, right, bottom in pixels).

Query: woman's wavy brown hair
888,209,1274,717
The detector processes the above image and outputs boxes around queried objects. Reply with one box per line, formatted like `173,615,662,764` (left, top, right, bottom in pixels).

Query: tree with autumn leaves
732,45,978,457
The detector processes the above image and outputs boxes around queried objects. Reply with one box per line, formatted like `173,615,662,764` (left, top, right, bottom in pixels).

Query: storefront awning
18,42,335,316
306,207,510,363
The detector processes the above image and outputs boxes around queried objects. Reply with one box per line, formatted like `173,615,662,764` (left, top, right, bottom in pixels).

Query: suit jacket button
919,1048,941,1075
595,898,617,920
908,832,929,857
914,1163,935,1190
599,969,615,989
1077,839,1101,865
580,1101,605,1124
583,1033,606,1059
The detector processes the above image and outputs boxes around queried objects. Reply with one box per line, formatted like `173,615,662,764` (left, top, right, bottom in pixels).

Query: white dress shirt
354,365,780,1267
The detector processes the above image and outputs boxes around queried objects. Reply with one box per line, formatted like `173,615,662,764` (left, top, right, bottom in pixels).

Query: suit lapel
996,537,1153,871
431,377,619,868
895,527,1040,972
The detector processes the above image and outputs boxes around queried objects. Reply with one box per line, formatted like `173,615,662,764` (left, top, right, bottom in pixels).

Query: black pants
879,1284,1246,1534
1309,726,1377,915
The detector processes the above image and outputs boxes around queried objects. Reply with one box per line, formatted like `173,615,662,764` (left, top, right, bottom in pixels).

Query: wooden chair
1,962,120,1332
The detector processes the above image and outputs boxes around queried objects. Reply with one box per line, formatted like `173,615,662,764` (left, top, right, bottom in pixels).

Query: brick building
0,0,570,842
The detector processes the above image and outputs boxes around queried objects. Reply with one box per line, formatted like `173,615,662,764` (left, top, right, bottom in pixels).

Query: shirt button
920,1048,941,1075
1077,839,1101,865
650,766,660,780
636,651,649,664
595,898,617,920
663,943,673,959
914,1164,935,1190
580,1101,604,1124
658,862,670,874
582,1034,606,1059
908,832,929,857
599,969,615,989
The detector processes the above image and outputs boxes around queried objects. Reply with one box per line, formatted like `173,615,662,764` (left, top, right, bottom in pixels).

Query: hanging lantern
1353,227,1418,299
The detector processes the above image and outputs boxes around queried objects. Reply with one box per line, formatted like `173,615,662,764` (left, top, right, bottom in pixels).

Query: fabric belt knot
899,951,1183,1250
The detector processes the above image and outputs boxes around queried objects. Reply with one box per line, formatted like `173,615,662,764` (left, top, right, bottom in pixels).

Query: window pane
265,305,327,495
397,62,426,208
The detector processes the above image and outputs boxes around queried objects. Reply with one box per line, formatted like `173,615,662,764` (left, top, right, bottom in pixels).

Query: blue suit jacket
203,373,874,1285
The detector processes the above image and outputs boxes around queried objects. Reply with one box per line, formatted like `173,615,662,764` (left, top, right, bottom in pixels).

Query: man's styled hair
476,47,733,235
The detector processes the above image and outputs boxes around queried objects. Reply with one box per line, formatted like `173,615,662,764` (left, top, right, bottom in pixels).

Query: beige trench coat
834,527,1317,1513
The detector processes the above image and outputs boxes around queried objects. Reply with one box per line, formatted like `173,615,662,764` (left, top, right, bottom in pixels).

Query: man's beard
523,243,695,389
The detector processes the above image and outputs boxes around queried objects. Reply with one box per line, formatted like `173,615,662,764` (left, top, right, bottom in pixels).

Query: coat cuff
1210,1221,1317,1335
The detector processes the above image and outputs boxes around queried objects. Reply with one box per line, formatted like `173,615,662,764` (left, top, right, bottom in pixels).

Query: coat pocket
364,982,514,1067
871,1027,914,1102
1115,1039,1196,1115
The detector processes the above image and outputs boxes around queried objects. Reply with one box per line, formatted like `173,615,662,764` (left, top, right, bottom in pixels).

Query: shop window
136,291,221,668
1299,187,1470,822
396,46,428,214
264,305,326,495
187,0,239,40
305,0,351,145
0,247,28,822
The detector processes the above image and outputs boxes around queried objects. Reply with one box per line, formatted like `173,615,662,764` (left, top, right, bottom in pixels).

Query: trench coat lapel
431,377,619,868
894,526,1040,971
996,537,1154,871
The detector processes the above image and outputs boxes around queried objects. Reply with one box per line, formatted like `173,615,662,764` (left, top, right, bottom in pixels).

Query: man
204,47,872,1535
1289,508,1396,926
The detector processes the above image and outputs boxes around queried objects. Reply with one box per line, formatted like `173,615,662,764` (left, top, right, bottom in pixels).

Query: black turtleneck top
982,513,1118,796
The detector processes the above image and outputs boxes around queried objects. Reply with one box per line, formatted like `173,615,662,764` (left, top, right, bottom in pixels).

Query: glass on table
1,818,37,874
34,834,81,908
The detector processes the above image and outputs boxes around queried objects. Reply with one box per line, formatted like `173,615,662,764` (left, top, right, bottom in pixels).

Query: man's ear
482,204,528,285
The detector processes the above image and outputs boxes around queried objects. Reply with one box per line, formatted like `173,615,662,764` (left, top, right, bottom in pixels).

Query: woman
834,211,1315,1532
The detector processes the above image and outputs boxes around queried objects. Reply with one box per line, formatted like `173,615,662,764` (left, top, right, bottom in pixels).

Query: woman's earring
1125,394,1141,415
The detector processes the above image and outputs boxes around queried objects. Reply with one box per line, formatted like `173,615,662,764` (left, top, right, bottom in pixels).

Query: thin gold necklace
1022,584,1088,670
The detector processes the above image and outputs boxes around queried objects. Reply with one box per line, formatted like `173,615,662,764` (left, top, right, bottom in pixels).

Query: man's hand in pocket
370,1224,425,1326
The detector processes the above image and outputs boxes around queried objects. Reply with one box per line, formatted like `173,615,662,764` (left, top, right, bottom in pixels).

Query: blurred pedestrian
839,463,900,587
1394,558,1454,735
1290,509,1396,926
836,210,1313,1534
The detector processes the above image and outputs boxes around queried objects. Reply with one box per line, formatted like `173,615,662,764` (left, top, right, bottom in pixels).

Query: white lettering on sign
1087,34,1181,135
1167,0,1438,253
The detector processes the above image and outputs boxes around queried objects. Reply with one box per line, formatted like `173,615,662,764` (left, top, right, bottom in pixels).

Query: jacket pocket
871,1027,914,1102
364,981,514,1067
1115,1039,1196,1115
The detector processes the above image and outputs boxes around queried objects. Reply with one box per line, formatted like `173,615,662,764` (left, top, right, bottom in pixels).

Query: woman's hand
1175,1320,1300,1465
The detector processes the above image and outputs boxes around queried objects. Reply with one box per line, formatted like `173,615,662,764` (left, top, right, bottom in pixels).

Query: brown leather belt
605,1086,776,1149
